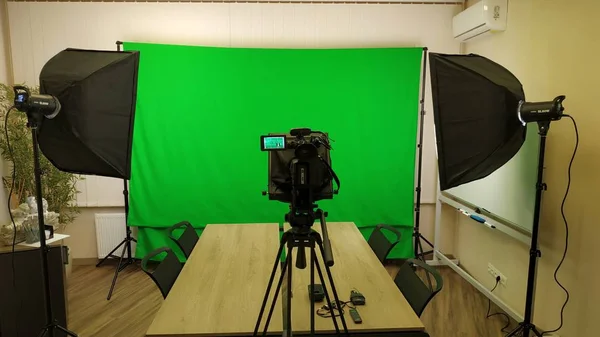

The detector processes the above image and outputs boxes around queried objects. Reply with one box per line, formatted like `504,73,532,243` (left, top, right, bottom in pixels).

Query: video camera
260,128,339,212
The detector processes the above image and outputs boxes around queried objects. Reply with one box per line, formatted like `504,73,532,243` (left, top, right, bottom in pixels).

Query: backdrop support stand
506,122,548,337
28,113,78,337
413,47,434,262
94,40,138,301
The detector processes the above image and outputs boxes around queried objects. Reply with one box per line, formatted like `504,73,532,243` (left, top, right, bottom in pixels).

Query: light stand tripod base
506,322,544,337
96,179,138,300
39,322,78,337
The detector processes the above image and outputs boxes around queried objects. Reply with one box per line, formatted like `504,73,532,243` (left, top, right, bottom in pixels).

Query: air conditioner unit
453,0,508,42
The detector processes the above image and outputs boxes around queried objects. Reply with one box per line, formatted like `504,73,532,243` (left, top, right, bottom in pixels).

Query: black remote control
349,308,362,324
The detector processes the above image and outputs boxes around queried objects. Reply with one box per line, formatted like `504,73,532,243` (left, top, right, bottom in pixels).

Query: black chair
141,247,184,298
168,221,199,259
367,224,403,263
394,259,443,317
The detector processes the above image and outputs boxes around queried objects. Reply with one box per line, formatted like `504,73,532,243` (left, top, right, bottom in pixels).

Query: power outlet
487,263,507,286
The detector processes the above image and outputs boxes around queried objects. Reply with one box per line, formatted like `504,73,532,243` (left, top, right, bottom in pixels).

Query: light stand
28,112,78,337
95,179,137,300
506,121,549,337
413,47,434,261
94,40,138,301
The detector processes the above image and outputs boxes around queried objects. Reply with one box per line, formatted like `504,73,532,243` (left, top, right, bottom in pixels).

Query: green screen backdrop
124,42,422,260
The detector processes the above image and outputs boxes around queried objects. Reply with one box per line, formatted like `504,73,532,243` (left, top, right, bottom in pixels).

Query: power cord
316,300,355,318
486,276,511,333
4,106,21,337
540,114,578,335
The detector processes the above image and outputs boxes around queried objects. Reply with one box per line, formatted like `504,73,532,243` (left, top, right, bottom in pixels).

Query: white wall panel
7,2,460,206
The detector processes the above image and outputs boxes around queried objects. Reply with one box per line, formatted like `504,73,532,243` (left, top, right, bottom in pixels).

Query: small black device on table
349,308,362,324
350,289,365,305
308,284,325,302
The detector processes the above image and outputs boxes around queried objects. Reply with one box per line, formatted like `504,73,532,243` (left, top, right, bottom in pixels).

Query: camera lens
295,144,317,160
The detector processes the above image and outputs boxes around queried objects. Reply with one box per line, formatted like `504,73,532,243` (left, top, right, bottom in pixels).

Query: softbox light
38,48,140,179
429,53,526,190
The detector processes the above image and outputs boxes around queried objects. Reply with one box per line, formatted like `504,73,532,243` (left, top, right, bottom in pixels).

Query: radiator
94,213,136,259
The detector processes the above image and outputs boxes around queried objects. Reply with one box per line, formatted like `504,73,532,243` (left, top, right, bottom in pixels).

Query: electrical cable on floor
486,276,511,333
4,106,20,337
541,115,578,336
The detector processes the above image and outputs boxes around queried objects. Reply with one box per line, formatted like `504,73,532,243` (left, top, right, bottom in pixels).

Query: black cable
486,277,511,333
316,300,355,318
5,106,20,337
541,115,577,336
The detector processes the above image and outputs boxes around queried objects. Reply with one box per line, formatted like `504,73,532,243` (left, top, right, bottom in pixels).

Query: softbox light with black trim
429,52,571,337
38,48,140,179
429,53,526,191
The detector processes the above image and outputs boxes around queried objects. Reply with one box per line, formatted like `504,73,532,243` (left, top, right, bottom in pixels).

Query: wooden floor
67,262,515,337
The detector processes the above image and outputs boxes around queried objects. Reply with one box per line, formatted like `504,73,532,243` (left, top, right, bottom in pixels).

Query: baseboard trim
72,258,98,266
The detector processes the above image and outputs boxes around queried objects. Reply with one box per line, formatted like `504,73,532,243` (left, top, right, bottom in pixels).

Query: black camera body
261,128,338,212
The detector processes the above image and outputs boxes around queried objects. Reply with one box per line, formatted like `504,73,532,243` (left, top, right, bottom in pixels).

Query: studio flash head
13,86,61,119
518,95,566,125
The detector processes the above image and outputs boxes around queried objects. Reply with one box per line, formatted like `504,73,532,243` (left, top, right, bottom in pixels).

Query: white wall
0,1,9,84
0,0,11,223
7,2,461,207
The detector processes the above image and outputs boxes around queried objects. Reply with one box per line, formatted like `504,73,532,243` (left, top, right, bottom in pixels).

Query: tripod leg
285,246,293,337
118,259,132,272
416,238,433,290
506,324,523,337
313,257,340,334
95,238,127,267
417,237,434,258
261,255,289,337
55,324,79,337
253,237,287,337
38,326,49,337
310,246,315,337
106,243,128,300
316,245,349,336
420,234,434,248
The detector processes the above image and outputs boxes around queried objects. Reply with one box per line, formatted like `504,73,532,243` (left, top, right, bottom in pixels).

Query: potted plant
0,83,80,235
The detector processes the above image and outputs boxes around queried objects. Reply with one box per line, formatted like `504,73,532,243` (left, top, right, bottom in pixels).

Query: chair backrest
141,247,183,299
394,258,444,317
168,221,199,259
367,224,402,263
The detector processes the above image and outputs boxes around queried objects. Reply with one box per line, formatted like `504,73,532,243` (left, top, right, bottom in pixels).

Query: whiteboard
444,123,540,233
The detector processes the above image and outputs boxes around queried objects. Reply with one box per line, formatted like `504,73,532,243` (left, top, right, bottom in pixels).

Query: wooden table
284,222,424,335
146,223,283,337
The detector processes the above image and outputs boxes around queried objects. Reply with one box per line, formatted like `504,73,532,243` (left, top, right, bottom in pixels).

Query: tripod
27,113,78,337
254,208,349,337
506,121,549,337
94,39,138,301
95,179,137,300
413,47,434,262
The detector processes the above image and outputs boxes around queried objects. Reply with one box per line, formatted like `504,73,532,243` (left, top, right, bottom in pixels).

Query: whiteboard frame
432,186,527,322
437,192,530,245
